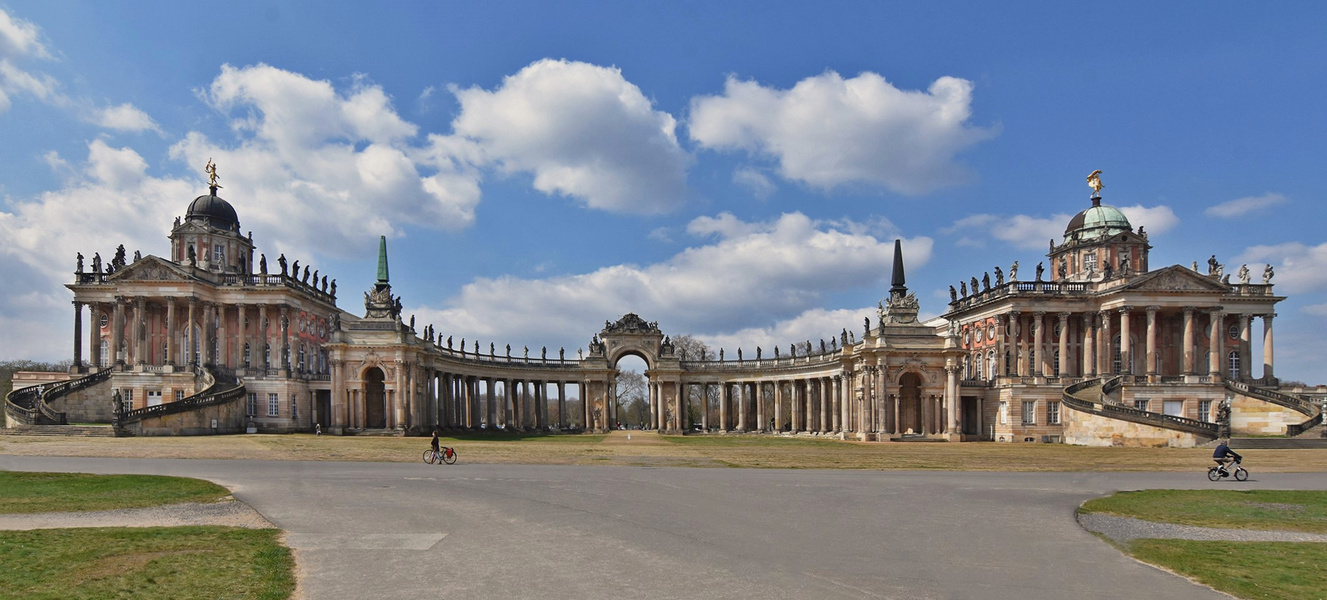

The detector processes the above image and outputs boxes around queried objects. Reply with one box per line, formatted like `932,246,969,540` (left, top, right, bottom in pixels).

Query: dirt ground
3,430,1326,472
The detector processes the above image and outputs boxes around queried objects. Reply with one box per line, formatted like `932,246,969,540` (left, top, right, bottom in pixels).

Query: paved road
4,455,1324,599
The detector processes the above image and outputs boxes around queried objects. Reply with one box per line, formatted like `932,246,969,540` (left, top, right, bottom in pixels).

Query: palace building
5,171,1323,446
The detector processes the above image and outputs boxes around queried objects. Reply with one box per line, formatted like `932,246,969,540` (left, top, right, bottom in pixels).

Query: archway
364,367,386,429
899,372,923,434
614,354,649,429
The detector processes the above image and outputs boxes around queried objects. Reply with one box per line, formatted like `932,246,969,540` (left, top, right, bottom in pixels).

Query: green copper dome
1064,199,1131,240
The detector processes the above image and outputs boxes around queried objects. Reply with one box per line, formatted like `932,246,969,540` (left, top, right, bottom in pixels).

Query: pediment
107,256,193,283
1119,265,1228,293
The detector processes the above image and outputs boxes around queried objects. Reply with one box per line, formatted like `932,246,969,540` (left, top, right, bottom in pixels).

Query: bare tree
615,370,649,428
673,335,719,428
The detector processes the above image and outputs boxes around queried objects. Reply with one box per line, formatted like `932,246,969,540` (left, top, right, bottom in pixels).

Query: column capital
1262,313,1276,321
1118,305,1133,314
1145,305,1161,314
1033,311,1046,319
1182,306,1195,315
1057,311,1071,320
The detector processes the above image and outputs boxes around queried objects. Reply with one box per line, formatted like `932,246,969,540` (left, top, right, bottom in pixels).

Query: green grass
0,472,231,514
1126,539,1327,600
1081,490,1327,534
0,526,294,600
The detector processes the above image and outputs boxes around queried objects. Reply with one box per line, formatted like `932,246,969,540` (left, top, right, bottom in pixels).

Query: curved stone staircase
3,369,110,427
113,367,246,432
1061,377,1220,438
1225,380,1322,437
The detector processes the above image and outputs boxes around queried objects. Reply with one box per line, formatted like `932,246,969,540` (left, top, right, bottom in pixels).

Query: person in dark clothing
1213,439,1242,471
430,430,441,460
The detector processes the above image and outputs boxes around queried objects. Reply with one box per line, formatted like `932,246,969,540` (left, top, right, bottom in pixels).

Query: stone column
185,298,197,367
755,382,765,433
790,380,801,433
1081,312,1094,377
1119,307,1132,375
1262,313,1275,380
1032,312,1044,377
90,302,103,369
557,381,566,429
1238,314,1252,380
945,364,959,437
995,315,1006,378
1208,309,1224,378
279,305,290,375
111,296,126,366
72,301,83,370
256,304,267,369
1009,311,1021,377
1145,306,1159,378
133,296,146,366
720,382,730,432
674,380,684,432
832,377,842,433
807,379,817,432
1057,312,1070,378
773,381,783,432
1182,307,1196,375
1098,309,1111,375
486,379,497,428
819,377,829,433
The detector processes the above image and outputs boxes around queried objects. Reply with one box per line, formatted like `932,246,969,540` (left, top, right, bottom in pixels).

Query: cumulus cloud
446,58,690,213
96,102,161,133
703,307,874,356
733,167,775,198
1205,192,1287,219
414,212,931,351
0,8,48,59
946,204,1178,250
689,71,997,194
1238,242,1327,294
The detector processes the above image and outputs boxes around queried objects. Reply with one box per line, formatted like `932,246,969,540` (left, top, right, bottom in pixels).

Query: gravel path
0,499,274,531
1079,512,1327,543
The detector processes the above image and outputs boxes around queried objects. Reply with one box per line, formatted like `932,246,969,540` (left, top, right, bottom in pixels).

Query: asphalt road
5,455,1323,599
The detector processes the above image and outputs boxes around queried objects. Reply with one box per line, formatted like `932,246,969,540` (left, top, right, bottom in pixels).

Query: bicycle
422,446,458,465
1207,456,1248,481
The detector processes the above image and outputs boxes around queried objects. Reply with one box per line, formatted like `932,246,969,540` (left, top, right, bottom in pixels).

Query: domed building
7,170,1319,446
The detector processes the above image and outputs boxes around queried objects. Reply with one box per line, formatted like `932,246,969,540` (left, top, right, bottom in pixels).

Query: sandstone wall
117,396,247,436
1231,393,1303,435
1061,408,1205,448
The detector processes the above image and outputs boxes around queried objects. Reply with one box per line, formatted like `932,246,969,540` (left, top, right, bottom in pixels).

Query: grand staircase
113,366,245,432
1225,380,1322,437
1061,377,1220,438
3,369,111,427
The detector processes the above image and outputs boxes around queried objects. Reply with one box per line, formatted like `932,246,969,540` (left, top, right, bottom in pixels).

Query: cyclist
1212,439,1242,472
430,430,441,462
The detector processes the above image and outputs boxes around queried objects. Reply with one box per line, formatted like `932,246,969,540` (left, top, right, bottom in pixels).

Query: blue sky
2,2,1325,383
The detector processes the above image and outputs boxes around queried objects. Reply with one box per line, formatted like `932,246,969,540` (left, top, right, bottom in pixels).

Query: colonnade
424,372,582,431
964,307,1276,382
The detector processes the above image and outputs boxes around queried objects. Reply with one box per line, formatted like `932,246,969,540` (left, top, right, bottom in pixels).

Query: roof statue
205,158,223,191
1086,169,1103,199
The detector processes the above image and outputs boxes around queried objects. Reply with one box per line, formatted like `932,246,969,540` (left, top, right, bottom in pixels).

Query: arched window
1112,336,1122,374
298,345,306,371
99,339,109,367
192,326,201,365
1228,351,1240,378
974,354,982,380
1029,349,1036,375
987,350,997,379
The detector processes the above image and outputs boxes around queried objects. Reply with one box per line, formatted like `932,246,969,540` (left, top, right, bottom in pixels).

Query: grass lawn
1080,489,1327,534
0,471,231,514
1127,539,1327,600
0,526,293,600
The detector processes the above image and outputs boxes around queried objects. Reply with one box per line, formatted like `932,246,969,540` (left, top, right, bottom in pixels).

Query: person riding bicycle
430,430,441,460
1213,439,1242,471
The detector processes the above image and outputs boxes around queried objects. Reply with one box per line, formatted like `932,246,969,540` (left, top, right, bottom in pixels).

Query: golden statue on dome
1086,169,1103,199
205,158,223,190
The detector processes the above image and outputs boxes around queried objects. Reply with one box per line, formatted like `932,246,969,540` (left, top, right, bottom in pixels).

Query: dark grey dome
186,192,239,229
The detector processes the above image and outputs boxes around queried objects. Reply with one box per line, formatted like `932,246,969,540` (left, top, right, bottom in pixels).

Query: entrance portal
899,372,923,434
364,367,386,428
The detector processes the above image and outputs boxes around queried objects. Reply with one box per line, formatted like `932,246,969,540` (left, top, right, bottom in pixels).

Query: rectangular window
1022,401,1036,425
1199,400,1213,423
1047,401,1061,425
121,389,133,412
291,394,298,420
213,244,225,264
268,393,279,417
1134,399,1150,412
175,390,185,402
247,393,257,416
1083,253,1098,273
1163,400,1184,417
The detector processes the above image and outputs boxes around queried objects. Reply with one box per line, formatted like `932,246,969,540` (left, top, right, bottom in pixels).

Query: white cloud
1304,303,1327,317
1119,204,1179,235
702,307,873,356
945,204,1178,251
96,102,162,133
1238,242,1327,294
0,8,48,60
446,58,690,214
1205,192,1287,219
414,212,931,351
733,167,775,198
689,71,997,194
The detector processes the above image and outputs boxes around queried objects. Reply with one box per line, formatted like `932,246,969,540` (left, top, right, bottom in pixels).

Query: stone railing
116,367,244,426
3,369,110,426
1061,377,1219,437
221,273,336,304
1227,380,1322,437
948,280,1092,311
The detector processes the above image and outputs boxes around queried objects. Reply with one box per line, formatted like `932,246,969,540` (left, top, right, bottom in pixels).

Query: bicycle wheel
442,447,457,464
423,449,436,464
1235,467,1249,481
1206,467,1220,482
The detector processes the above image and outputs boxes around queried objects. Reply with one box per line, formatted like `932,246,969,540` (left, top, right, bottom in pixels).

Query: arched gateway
46,172,1304,448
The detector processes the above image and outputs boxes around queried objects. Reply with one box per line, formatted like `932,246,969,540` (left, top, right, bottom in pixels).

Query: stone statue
409,315,415,331
292,260,300,279
321,276,328,292
313,269,319,285
174,216,181,228
1102,262,1113,280
1037,261,1046,281
970,277,979,294
1192,261,1199,272
113,244,126,269
302,266,310,284
790,343,796,356
820,339,827,353
994,266,1004,286
1238,264,1250,284
447,336,453,349
737,348,743,361
578,348,584,359
982,272,990,291
1057,258,1066,279
133,250,141,262
1221,274,1231,285
92,252,101,274
1263,264,1274,284
278,254,287,276
849,331,855,344
473,340,479,354
1050,239,1056,253
1009,261,1019,281
187,245,197,267
460,338,466,353
756,347,762,360
719,348,725,361
76,252,84,273
259,254,267,274
1120,254,1131,274
559,347,565,360
1207,255,1219,276
505,344,510,357
523,346,529,359
864,317,871,337
774,346,781,359
1086,169,1103,198
841,328,848,345
960,281,967,297
330,280,337,296
949,285,958,302
1138,226,1146,238
831,338,838,351
205,158,222,189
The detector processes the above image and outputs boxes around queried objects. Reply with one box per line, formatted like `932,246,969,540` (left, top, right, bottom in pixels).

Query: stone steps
0,425,116,437
1230,436,1327,449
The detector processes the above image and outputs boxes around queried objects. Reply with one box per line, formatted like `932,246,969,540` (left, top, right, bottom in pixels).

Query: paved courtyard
4,455,1324,599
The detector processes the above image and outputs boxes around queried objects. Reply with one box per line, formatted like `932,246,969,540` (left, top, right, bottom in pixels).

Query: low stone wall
116,395,247,436
1061,408,1205,448
48,379,114,423
1231,393,1303,435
